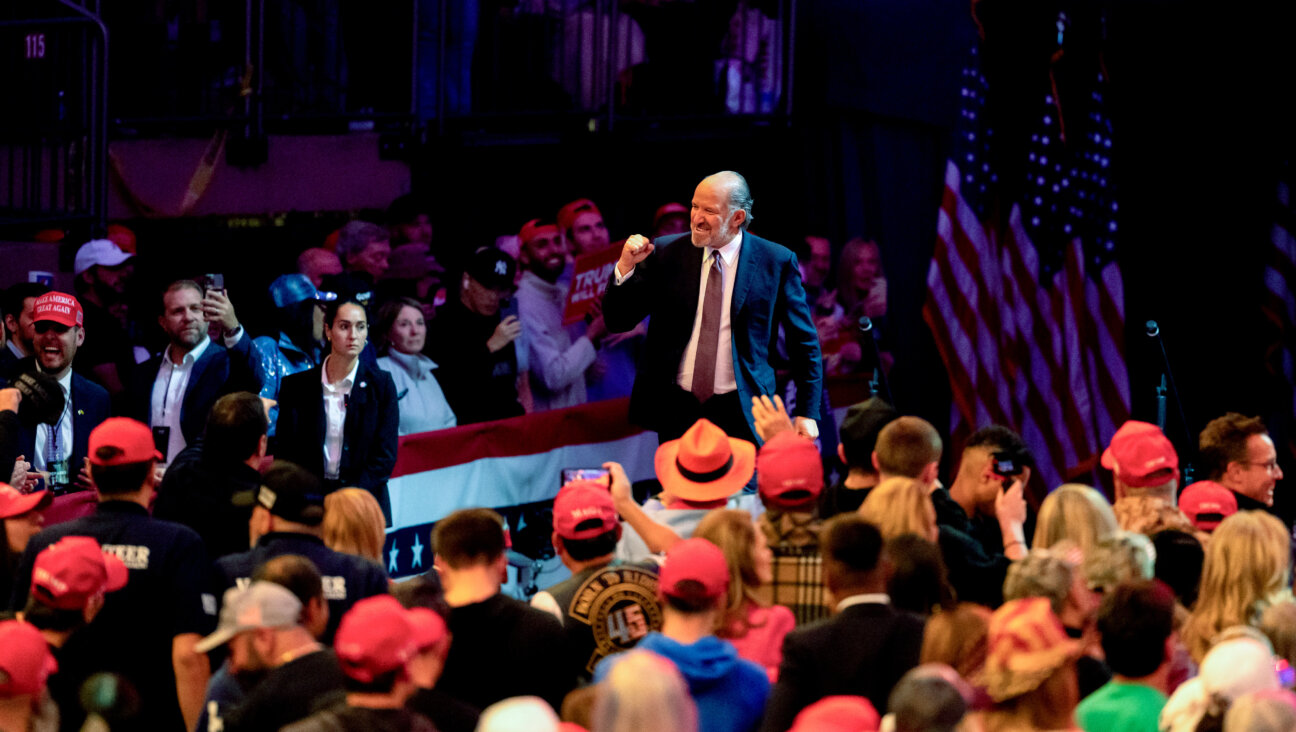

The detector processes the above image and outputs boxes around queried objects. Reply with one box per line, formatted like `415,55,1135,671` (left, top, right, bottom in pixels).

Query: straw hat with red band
0,483,52,519
87,417,163,466
979,597,1083,702
655,419,756,502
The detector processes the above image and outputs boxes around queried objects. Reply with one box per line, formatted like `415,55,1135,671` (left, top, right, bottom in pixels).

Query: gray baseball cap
195,581,303,653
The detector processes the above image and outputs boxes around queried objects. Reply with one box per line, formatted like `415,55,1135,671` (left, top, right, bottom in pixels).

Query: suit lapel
731,230,756,315
184,346,218,416
70,375,90,462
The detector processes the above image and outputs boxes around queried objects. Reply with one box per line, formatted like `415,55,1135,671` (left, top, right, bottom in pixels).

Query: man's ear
1224,460,1246,486
730,208,747,230
838,444,848,464
871,452,881,472
920,462,940,487
257,434,269,459
551,534,564,557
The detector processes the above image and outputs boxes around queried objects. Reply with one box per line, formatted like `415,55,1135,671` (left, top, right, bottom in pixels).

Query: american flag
924,43,1130,491
1263,166,1296,460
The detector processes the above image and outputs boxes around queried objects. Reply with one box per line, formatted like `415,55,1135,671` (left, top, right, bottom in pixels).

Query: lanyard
48,393,70,459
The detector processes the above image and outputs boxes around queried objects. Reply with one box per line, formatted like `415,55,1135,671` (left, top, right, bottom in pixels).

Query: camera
991,451,1024,478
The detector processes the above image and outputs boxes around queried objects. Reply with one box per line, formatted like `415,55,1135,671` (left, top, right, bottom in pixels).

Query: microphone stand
1146,320,1195,484
857,317,895,406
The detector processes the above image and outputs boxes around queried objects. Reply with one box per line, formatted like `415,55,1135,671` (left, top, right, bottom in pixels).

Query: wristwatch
796,417,819,439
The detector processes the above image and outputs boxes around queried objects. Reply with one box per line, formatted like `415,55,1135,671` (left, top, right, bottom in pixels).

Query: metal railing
0,1,108,230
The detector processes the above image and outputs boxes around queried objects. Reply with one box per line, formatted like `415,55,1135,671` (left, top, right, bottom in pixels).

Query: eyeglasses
1247,460,1282,473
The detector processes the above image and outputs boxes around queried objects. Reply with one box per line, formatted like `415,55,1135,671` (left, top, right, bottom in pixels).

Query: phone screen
562,468,610,486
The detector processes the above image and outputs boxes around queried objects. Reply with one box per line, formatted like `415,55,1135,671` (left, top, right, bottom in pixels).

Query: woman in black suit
276,299,399,524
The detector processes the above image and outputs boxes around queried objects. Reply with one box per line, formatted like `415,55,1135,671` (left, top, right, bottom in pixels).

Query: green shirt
1076,680,1167,732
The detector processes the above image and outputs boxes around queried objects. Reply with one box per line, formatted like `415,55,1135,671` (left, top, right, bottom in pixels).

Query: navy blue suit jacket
602,231,823,440
13,361,111,475
129,335,260,447
275,358,399,494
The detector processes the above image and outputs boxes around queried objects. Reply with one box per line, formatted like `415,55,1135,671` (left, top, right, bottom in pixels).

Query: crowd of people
3,186,1294,732
1,366,1294,731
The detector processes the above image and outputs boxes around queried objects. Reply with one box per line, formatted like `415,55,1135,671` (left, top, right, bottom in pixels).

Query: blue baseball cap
268,274,337,309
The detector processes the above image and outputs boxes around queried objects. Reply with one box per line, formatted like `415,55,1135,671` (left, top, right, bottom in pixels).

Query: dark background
12,0,1296,498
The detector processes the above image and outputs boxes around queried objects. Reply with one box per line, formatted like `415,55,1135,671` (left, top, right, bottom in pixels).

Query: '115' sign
26,33,46,59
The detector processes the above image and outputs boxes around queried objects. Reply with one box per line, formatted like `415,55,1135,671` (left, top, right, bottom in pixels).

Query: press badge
152,426,170,464
47,458,69,487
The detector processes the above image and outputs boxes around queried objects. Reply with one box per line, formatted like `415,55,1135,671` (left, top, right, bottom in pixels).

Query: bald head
702,171,753,230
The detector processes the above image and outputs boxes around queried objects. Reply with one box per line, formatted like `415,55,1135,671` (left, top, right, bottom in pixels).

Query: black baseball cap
838,397,900,468
464,247,517,291
255,461,326,526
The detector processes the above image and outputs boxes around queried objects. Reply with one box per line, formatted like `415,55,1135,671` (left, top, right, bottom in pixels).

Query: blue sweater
595,632,769,732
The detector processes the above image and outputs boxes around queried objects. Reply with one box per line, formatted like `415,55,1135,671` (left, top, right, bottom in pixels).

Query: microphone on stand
857,316,895,407
1146,319,1195,484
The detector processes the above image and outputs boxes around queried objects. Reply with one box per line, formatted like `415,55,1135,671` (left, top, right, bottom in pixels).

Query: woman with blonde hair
694,509,795,680
1032,483,1119,557
323,487,387,563
858,477,938,542
591,649,698,732
836,237,886,321
1183,510,1292,663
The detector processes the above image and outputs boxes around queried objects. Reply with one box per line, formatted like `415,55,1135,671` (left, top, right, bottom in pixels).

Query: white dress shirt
835,593,890,612
614,231,743,398
676,232,741,395
321,355,359,480
33,368,74,473
150,336,213,465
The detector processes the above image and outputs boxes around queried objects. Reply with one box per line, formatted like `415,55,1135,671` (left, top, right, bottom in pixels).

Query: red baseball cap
1101,421,1180,488
335,595,419,682
557,198,601,233
659,538,729,600
788,696,880,732
757,432,825,511
653,202,689,230
31,536,129,610
31,292,83,328
553,480,618,540
408,608,448,652
0,621,57,697
87,418,162,466
0,484,52,520
518,219,560,245
1178,480,1239,532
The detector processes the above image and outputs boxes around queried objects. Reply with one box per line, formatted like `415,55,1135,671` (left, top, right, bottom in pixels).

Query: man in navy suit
14,292,111,494
129,280,262,467
603,171,823,444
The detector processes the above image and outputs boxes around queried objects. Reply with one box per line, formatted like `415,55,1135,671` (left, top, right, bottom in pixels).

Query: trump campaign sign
562,245,622,325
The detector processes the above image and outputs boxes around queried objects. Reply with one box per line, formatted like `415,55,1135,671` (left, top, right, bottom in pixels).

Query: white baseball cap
74,239,133,277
